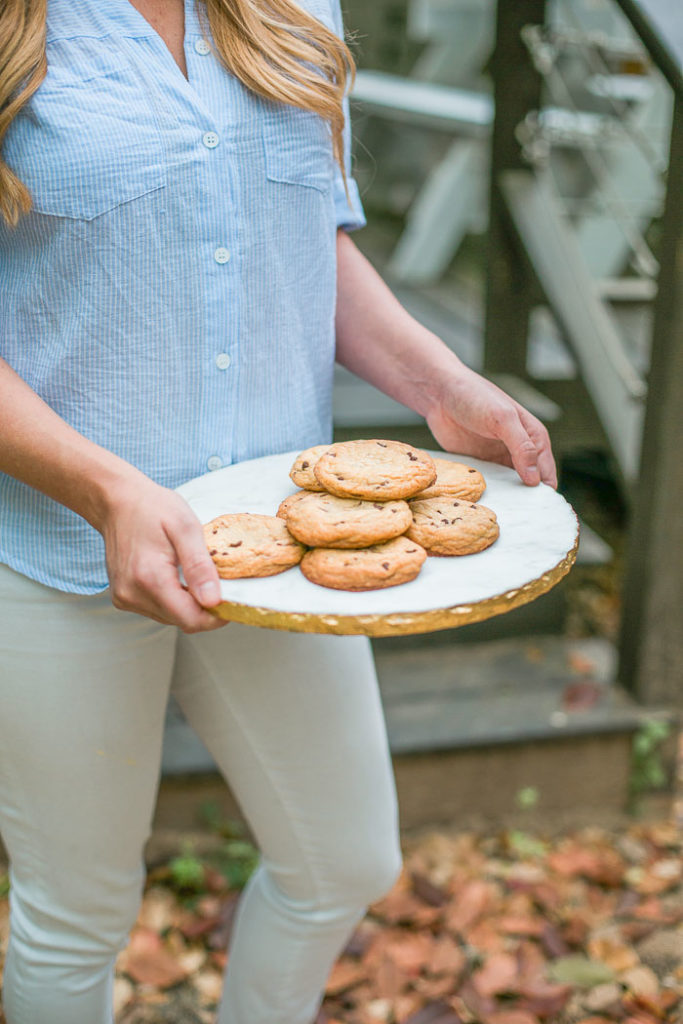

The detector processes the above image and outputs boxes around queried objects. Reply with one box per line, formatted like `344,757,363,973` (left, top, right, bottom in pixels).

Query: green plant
0,873,9,898
168,844,206,895
214,839,260,889
506,829,548,859
629,718,672,802
514,785,540,810
199,800,248,839
198,800,259,888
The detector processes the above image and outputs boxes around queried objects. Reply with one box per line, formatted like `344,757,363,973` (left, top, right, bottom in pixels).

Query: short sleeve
329,0,367,232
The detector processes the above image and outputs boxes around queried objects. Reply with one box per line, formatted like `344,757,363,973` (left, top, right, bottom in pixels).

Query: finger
492,408,541,485
149,570,228,631
167,515,222,608
517,409,558,489
114,574,228,631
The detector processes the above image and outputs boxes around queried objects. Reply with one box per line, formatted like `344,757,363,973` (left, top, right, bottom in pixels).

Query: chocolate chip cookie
204,513,305,578
276,490,308,519
283,491,412,548
406,499,499,555
412,457,486,502
313,439,436,500
300,535,427,591
289,445,331,491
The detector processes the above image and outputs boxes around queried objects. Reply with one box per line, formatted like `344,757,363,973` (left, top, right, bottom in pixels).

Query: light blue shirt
0,0,365,593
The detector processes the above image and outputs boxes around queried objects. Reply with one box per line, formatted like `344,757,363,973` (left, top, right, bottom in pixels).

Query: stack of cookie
203,439,500,591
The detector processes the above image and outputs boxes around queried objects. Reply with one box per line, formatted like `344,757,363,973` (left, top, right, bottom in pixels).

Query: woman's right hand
98,477,228,632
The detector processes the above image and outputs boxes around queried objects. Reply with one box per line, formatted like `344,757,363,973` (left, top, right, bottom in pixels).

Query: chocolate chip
377,441,387,447
382,562,390,569
212,529,218,534
453,502,459,506
471,504,477,508
301,460,309,469
407,453,418,461
441,519,449,524
373,503,384,509
469,468,476,473
229,541,243,548
209,549,217,555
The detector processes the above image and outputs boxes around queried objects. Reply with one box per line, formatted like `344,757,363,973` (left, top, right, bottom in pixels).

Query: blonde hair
0,0,354,226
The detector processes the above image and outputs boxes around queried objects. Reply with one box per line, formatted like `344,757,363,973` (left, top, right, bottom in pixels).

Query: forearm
0,357,147,531
335,230,466,418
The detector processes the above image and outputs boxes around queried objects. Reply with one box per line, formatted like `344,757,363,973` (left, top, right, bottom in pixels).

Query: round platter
176,450,579,637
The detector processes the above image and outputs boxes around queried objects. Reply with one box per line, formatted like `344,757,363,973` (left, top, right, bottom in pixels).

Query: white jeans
0,563,402,1024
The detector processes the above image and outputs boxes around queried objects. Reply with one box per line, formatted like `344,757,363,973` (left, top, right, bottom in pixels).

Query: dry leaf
471,952,519,997
122,926,191,989
445,881,498,934
113,976,135,1014
325,959,367,996
483,1011,540,1024
193,968,224,1005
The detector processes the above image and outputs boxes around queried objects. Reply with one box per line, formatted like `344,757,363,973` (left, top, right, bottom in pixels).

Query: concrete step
374,636,642,755
154,636,677,837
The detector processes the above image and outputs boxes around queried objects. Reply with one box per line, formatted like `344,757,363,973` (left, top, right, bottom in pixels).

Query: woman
0,1,556,1021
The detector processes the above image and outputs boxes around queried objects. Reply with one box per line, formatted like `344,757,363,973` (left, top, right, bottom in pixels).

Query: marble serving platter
176,450,579,637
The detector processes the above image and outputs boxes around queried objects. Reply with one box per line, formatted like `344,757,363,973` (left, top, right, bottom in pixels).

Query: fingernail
198,582,220,605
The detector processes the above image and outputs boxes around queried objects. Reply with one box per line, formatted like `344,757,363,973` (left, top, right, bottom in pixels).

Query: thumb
171,519,222,607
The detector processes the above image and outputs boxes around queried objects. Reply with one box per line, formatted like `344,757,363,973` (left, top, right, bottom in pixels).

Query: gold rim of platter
209,528,580,637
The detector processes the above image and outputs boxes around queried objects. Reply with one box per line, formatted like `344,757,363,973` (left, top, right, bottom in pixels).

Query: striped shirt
0,0,365,594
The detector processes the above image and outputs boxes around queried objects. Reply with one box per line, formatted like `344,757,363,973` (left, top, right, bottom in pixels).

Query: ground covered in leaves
2,813,680,1024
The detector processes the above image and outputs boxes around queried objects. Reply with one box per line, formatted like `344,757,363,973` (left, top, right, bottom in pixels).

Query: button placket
202,131,219,149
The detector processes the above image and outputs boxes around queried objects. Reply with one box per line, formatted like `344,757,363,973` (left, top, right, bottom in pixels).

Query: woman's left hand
426,364,558,489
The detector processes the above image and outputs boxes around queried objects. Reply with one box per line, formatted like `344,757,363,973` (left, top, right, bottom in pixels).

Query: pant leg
0,564,177,1024
171,623,403,1024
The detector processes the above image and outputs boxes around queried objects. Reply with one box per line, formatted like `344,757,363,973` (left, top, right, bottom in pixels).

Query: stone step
374,636,645,755
154,637,677,837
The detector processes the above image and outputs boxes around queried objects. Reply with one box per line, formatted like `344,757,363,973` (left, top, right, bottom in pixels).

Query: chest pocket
261,102,334,195
6,59,167,221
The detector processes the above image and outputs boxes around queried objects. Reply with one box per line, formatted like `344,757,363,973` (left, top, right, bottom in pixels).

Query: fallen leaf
517,979,573,1018
428,934,467,978
471,952,519,997
402,1000,464,1023
325,959,367,996
562,680,603,711
121,926,191,989
412,871,450,907
193,968,224,1005
113,976,135,1014
483,1011,540,1024
547,954,616,988
445,881,498,934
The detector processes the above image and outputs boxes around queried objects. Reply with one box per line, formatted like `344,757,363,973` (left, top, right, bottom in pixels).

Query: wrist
76,456,153,533
417,342,469,419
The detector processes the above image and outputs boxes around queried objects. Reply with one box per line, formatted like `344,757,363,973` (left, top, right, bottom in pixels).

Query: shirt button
214,247,230,264
215,353,231,370
194,38,211,55
207,455,223,471
203,131,219,149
